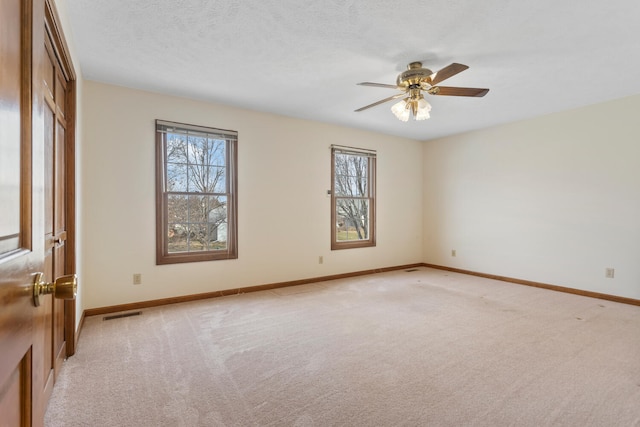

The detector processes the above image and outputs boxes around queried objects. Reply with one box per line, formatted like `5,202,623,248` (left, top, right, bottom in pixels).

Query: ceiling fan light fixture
415,97,431,121
415,108,430,121
391,96,431,122
417,97,430,110
391,99,410,122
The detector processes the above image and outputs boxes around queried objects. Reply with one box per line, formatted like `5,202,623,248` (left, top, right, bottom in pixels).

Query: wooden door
0,0,75,425
44,0,78,362
0,0,44,425
31,34,64,424
42,13,72,384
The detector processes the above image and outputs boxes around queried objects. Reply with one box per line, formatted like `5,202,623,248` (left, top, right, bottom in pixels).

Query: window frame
155,120,238,265
331,145,376,250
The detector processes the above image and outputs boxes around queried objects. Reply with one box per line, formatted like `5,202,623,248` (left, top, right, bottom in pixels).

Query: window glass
156,120,237,264
331,147,376,250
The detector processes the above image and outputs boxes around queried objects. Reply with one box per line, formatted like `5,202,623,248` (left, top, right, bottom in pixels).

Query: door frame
44,0,77,357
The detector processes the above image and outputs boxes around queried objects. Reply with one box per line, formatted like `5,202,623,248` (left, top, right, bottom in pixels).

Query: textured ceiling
65,0,640,141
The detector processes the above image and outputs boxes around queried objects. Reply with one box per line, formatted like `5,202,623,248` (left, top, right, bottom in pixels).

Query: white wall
423,95,640,300
81,81,423,309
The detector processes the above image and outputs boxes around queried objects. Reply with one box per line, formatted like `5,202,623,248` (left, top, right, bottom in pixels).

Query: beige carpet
45,267,640,426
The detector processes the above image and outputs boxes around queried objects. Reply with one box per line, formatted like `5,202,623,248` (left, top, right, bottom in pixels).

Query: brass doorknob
33,272,77,307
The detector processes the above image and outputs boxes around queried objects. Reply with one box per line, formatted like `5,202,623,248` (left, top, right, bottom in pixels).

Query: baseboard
75,310,86,349
423,263,640,307
83,262,640,318
84,263,425,317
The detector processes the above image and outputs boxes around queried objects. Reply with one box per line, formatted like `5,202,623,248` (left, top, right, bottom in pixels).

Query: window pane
166,134,188,163
187,195,207,223
187,164,209,193
167,162,188,192
208,195,227,227
187,223,208,252
334,153,368,197
171,195,228,252
185,137,227,193
336,198,369,241
187,165,226,194
210,166,226,193
207,195,228,250
334,175,367,197
208,138,226,167
187,135,208,165
169,207,218,253
167,194,188,223
168,223,189,253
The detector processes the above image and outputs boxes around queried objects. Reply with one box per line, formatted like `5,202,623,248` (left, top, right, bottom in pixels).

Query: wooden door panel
0,0,22,255
53,243,67,373
45,29,70,381
55,72,66,118
43,69,55,378
41,40,54,104
32,293,54,425
0,366,23,427
0,354,31,427
44,77,55,238
0,0,41,425
38,67,57,414
55,112,66,237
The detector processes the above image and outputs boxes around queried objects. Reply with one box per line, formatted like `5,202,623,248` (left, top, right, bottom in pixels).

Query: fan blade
357,82,399,89
430,86,489,97
429,63,469,85
354,92,407,112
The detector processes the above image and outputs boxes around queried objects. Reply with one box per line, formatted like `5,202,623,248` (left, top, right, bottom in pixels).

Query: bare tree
166,134,227,251
334,153,370,240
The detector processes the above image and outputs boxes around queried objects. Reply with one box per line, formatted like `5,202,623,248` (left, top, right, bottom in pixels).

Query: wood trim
83,261,639,322
155,121,239,265
20,0,34,254
43,0,76,81
228,134,239,258
44,0,78,357
423,263,640,307
62,76,76,356
22,349,32,426
155,129,164,264
84,263,425,317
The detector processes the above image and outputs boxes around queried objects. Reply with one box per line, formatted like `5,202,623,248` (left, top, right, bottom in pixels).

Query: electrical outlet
605,268,615,279
133,273,142,285
319,256,324,265
451,249,457,257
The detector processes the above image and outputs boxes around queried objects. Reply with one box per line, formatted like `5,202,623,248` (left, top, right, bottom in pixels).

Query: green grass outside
337,230,364,241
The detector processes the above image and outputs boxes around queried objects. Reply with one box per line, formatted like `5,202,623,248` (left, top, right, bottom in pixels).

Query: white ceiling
64,0,640,141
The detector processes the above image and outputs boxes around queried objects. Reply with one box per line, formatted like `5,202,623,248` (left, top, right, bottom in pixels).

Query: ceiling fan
355,61,489,122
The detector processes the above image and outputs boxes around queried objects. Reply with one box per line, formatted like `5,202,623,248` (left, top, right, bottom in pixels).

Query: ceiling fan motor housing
396,62,433,88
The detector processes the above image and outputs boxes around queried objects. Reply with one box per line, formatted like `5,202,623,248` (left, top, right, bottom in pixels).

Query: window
156,120,237,264
331,145,376,250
